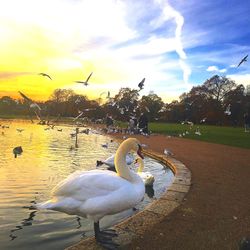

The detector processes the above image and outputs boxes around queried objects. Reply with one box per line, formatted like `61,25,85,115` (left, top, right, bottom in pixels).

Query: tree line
1,75,250,126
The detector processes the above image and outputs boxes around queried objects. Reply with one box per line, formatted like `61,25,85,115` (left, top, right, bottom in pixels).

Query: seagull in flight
18,91,41,110
73,111,84,121
224,104,231,115
138,78,145,90
237,55,248,68
18,91,42,121
38,73,52,80
75,72,93,86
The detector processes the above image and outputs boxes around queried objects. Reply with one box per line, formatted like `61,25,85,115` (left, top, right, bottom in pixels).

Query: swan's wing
52,170,127,201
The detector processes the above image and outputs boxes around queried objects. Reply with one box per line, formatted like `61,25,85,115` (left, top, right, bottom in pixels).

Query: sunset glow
0,0,249,102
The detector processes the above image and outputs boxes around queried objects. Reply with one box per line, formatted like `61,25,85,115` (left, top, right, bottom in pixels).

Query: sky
0,0,249,103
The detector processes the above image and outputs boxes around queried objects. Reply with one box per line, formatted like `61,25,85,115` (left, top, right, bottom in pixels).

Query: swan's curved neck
137,158,144,173
114,142,133,181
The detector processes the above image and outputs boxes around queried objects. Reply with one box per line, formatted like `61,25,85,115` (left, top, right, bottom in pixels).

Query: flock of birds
17,71,146,126
3,54,248,249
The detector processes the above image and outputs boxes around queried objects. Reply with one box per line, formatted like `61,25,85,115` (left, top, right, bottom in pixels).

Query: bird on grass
38,73,52,80
36,138,145,249
195,127,201,136
75,72,93,86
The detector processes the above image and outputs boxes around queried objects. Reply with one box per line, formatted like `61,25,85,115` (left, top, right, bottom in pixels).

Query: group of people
105,112,149,135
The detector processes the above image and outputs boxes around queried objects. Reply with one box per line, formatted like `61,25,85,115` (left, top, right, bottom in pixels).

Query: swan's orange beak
137,144,144,159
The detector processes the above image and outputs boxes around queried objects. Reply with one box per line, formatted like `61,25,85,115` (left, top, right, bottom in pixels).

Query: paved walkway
115,134,250,250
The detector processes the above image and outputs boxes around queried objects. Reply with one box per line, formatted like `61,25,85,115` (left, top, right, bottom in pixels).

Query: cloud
0,71,32,80
150,0,191,86
206,66,227,73
227,74,250,88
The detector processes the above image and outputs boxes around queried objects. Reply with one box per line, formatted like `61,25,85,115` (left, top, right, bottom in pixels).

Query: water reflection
0,119,174,250
145,185,155,198
9,211,37,241
76,217,82,229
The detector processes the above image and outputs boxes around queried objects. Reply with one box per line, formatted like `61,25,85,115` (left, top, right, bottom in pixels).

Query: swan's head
125,138,144,159
134,157,144,172
115,138,144,180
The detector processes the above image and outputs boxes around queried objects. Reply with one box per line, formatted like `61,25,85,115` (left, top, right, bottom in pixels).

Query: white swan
135,158,155,186
36,138,145,247
96,152,134,171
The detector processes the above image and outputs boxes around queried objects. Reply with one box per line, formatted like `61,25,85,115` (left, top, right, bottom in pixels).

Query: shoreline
66,145,191,250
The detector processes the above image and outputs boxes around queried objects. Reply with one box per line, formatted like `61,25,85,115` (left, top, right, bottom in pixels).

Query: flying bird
224,104,231,116
237,55,248,67
18,91,42,110
75,72,93,86
18,91,42,121
38,73,52,80
18,91,32,102
16,128,24,133
73,111,84,121
138,78,145,90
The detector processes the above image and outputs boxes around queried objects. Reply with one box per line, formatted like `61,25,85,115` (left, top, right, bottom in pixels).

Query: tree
50,89,75,103
203,75,237,101
111,88,140,121
223,84,246,125
139,93,164,121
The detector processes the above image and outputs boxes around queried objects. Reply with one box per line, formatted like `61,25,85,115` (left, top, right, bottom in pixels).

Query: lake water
0,119,174,250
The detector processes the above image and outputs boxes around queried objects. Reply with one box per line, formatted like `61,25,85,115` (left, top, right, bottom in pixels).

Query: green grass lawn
149,123,250,149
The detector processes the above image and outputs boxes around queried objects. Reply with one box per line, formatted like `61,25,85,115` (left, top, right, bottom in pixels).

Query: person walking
138,112,149,134
106,113,113,128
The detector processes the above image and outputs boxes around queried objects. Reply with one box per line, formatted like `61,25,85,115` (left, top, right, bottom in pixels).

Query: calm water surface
0,119,174,250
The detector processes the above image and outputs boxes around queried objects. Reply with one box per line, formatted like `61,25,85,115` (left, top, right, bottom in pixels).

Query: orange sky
0,0,192,104
1,0,249,103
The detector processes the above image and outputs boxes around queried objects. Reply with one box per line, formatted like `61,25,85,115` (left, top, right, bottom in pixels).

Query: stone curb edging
66,149,191,250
